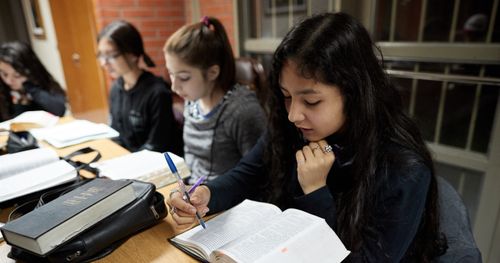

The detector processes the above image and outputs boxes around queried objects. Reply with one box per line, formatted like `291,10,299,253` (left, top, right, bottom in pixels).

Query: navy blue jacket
10,81,66,118
206,135,432,262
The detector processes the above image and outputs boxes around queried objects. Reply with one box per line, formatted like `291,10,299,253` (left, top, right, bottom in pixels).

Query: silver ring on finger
169,189,181,199
323,145,333,153
168,204,177,215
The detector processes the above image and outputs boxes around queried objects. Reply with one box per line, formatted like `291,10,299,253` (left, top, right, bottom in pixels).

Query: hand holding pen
163,152,210,229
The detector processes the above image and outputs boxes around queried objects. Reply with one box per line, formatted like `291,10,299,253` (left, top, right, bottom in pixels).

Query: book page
0,148,59,179
30,120,119,148
0,110,59,131
0,160,77,203
215,209,349,263
171,200,282,259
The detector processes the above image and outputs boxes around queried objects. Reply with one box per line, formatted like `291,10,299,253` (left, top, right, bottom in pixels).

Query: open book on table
30,119,119,148
169,199,350,263
91,150,190,188
0,148,77,204
0,110,59,132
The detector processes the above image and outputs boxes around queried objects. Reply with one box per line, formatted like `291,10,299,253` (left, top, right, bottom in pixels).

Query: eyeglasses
96,52,121,64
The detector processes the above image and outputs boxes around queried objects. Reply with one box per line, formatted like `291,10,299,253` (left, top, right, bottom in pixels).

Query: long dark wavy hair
0,41,65,120
264,12,446,261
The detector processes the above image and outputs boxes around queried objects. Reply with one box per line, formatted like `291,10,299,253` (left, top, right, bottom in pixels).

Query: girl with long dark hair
0,41,66,121
168,13,447,261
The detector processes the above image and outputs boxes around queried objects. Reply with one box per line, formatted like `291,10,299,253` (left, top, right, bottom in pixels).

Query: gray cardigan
183,84,266,184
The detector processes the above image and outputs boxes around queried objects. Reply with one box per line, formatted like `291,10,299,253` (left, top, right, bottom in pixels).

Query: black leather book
0,178,135,256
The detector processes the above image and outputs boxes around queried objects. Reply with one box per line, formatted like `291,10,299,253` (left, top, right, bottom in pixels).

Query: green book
0,178,135,256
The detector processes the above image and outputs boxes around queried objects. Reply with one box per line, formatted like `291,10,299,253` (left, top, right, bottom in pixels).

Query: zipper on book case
150,205,160,219
65,250,81,261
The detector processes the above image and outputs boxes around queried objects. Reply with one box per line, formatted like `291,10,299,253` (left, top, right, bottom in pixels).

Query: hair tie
201,16,210,26
200,16,215,31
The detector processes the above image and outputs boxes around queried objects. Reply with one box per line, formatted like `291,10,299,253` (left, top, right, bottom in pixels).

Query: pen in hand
188,176,206,195
163,152,207,229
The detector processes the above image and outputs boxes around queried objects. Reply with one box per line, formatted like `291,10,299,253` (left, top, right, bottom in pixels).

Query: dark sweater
109,71,182,154
10,81,66,118
206,135,432,262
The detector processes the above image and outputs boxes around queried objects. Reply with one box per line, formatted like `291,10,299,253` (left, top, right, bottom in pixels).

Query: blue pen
163,152,206,229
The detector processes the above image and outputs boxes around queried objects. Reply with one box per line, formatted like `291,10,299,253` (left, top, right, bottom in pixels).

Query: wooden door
49,0,107,115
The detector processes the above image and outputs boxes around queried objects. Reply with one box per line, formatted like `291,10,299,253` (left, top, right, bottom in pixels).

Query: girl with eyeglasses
97,20,182,154
0,41,66,121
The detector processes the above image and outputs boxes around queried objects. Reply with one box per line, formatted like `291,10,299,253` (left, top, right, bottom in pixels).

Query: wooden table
0,132,198,262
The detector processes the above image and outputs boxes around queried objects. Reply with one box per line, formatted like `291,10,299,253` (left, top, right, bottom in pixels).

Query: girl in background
0,41,66,121
168,13,448,262
97,20,183,154
164,16,266,184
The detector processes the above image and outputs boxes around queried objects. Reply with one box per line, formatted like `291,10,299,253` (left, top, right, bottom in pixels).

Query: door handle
71,53,81,63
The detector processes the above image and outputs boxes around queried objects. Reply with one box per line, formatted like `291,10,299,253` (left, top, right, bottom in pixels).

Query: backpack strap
61,147,102,177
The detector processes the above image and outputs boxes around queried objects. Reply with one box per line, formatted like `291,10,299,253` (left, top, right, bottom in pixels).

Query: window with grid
238,0,500,247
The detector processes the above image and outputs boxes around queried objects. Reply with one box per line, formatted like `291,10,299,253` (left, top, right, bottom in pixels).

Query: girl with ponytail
164,16,266,184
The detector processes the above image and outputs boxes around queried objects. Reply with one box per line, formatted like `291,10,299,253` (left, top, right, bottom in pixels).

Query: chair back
435,176,482,262
235,57,267,105
171,57,268,127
